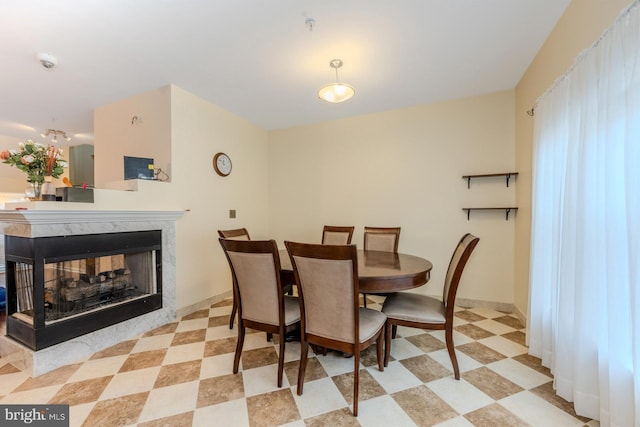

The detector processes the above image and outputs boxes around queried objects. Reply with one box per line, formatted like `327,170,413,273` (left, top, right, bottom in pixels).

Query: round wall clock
213,152,232,177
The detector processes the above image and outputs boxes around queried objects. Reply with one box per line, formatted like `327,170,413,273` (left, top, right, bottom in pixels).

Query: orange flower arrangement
1,139,67,185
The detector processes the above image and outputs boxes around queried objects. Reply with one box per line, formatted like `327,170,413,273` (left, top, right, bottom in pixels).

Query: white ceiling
0,0,570,143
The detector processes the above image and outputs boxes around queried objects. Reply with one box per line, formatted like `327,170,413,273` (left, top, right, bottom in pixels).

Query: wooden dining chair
321,225,355,245
218,228,251,329
362,226,401,307
382,233,479,379
285,241,386,416
218,228,251,241
219,238,301,387
363,226,401,253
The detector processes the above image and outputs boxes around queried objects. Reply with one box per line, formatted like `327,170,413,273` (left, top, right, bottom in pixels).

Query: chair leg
353,351,360,416
233,322,245,374
311,345,327,356
392,324,398,339
297,340,309,395
384,321,393,367
229,289,237,329
277,329,285,387
376,330,384,371
266,333,273,342
445,324,460,380
363,293,367,308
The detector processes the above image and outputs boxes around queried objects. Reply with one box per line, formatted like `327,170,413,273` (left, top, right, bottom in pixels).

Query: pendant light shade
318,59,355,103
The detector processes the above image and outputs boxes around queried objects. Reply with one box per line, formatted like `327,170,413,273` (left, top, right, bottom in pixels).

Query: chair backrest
322,226,355,245
363,226,401,253
442,233,480,312
219,239,283,326
218,228,251,240
285,241,359,344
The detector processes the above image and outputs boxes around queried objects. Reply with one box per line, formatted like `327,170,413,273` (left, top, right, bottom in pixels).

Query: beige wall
6,0,631,315
92,85,270,310
94,86,172,187
269,90,516,305
2,89,518,312
514,0,633,317
170,86,270,310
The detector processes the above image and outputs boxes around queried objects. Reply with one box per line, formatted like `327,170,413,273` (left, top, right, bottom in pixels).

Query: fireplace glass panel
12,251,158,325
5,230,163,350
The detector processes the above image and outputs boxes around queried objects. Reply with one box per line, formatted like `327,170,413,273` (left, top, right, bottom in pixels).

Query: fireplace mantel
0,209,184,224
0,208,184,233
0,208,184,376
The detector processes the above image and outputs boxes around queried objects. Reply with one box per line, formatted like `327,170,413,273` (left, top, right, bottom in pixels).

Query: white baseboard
456,297,527,327
512,305,527,328
177,293,529,328
177,290,233,319
455,297,513,313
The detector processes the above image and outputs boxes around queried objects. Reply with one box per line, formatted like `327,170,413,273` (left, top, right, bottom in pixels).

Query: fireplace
4,230,162,350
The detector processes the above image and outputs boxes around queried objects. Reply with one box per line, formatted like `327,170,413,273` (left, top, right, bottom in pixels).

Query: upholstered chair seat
283,295,301,326
219,228,293,332
219,238,301,388
379,293,445,324
382,233,479,380
358,308,388,341
285,241,386,416
218,228,251,330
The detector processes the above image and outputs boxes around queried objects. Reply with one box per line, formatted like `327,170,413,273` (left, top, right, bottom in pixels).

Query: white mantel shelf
0,208,185,225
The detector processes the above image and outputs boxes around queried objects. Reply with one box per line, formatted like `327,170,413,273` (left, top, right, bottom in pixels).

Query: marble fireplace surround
0,208,184,376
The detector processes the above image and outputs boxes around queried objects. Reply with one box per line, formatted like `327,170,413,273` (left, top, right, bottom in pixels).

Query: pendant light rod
331,59,343,82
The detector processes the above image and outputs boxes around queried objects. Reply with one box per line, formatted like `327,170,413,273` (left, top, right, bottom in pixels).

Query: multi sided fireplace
4,230,162,350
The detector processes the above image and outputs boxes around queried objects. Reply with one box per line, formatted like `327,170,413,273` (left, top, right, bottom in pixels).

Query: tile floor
0,298,597,427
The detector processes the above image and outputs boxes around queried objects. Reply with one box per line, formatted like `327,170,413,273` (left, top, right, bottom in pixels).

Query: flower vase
41,176,57,201
26,181,41,201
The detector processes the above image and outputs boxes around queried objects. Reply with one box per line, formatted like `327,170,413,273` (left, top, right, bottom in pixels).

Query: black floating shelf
462,172,519,188
462,207,518,221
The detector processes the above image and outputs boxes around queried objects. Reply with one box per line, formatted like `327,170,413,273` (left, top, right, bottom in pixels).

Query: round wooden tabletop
279,249,432,293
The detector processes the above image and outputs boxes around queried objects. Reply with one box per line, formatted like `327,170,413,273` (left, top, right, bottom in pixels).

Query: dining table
278,248,433,293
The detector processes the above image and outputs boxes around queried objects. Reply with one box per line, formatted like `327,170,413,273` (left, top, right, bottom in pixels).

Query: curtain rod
531,0,639,117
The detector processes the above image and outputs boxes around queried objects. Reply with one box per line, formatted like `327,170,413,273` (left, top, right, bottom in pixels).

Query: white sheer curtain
528,1,640,425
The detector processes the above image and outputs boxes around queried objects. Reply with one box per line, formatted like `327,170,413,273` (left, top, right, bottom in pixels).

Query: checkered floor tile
0,298,599,426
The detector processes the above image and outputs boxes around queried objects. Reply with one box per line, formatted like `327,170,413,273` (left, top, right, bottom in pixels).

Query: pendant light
41,129,71,143
318,59,355,103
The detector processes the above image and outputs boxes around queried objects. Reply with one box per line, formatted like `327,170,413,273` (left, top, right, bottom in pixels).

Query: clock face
213,152,232,176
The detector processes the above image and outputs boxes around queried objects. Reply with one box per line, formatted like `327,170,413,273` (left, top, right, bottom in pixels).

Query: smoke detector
37,52,58,69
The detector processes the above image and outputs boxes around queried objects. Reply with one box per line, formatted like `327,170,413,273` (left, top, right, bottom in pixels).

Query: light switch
229,209,236,219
